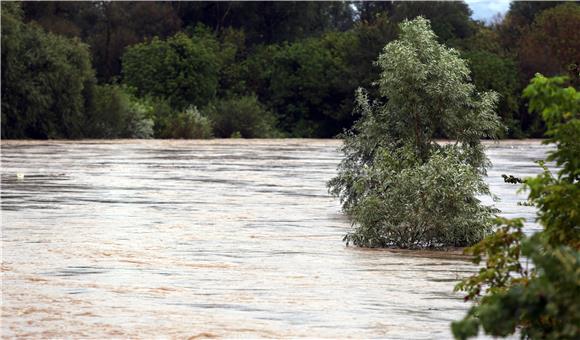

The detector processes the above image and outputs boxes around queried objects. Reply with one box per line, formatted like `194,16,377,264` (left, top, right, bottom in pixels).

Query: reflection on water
1,140,549,338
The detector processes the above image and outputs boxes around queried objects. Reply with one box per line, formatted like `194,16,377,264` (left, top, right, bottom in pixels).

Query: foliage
462,50,521,137
174,1,356,46
85,84,154,139
329,17,502,249
349,13,399,98
345,149,497,248
492,1,577,136
389,1,474,42
122,27,220,110
22,1,183,82
158,106,212,139
518,3,580,83
495,1,563,52
522,75,580,248
452,75,580,339
4,1,577,139
1,2,95,139
123,99,155,139
206,95,279,138
216,28,250,98
84,84,130,138
263,31,363,137
454,217,529,303
453,235,579,339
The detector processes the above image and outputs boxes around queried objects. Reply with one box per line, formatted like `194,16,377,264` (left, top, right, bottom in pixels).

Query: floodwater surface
1,140,549,338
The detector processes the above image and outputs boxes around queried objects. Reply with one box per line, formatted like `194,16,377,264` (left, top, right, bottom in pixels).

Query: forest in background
2,1,579,139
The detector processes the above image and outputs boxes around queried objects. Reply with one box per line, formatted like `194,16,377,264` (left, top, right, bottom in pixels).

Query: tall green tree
329,17,502,248
266,31,362,137
1,2,95,139
122,27,220,110
518,3,580,83
390,1,473,42
172,1,355,45
22,1,183,82
497,0,564,50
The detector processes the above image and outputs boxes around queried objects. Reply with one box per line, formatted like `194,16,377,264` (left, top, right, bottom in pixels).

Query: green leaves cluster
4,1,577,139
452,75,580,339
207,95,279,139
454,217,529,302
345,150,497,248
121,28,279,139
1,3,94,139
122,28,220,110
159,106,213,139
85,84,155,139
329,17,502,249
264,31,362,137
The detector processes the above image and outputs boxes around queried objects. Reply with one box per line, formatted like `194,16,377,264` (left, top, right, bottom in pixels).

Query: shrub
123,100,154,139
122,27,220,110
160,106,212,139
347,149,496,248
85,84,129,137
328,17,502,249
86,84,153,139
206,95,279,138
266,31,361,137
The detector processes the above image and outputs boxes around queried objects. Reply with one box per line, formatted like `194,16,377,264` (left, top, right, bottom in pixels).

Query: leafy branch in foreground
452,74,580,339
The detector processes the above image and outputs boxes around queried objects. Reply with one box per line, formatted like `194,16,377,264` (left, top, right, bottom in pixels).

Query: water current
1,140,550,338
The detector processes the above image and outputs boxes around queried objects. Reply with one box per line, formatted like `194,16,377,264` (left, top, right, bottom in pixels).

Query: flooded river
1,140,549,338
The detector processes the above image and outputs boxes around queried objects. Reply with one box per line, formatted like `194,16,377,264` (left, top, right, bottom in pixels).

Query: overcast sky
465,0,512,22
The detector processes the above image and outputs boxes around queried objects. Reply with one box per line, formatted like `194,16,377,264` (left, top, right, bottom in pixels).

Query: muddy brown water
1,140,549,338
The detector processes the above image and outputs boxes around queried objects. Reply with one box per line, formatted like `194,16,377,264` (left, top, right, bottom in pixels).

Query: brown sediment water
1,139,548,338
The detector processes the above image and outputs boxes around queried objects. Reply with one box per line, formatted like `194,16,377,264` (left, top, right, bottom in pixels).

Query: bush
268,31,361,137
122,27,220,110
159,106,212,139
206,95,279,138
124,100,154,139
1,2,95,139
328,17,502,249
85,84,129,137
346,149,496,248
86,84,153,139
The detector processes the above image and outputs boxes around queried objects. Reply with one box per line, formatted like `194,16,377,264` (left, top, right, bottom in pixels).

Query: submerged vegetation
2,1,579,139
329,17,501,249
452,75,580,339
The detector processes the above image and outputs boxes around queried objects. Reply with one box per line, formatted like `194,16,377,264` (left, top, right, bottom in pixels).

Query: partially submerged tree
328,17,502,249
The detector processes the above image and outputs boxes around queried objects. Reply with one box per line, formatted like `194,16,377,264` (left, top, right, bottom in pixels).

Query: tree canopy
1,2,94,139
2,1,578,139
328,17,502,249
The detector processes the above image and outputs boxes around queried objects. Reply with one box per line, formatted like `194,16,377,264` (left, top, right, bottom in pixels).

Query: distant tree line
2,1,578,139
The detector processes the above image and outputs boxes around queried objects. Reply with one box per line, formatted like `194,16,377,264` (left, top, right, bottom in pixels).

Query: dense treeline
2,1,579,139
